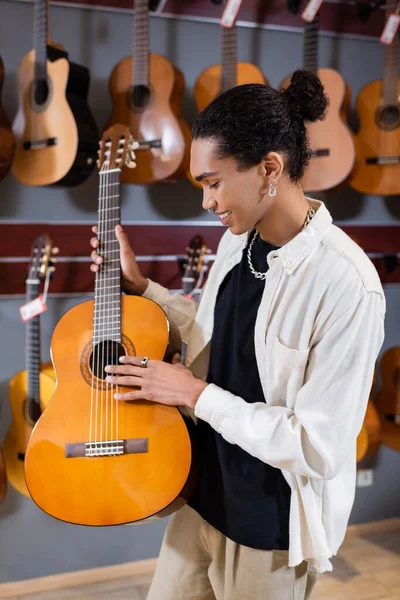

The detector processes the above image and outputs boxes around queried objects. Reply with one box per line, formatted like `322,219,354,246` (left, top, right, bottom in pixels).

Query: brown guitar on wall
375,347,400,453
357,371,382,462
0,448,5,504
280,13,356,192
350,0,400,196
108,0,190,184
0,55,15,181
25,125,198,526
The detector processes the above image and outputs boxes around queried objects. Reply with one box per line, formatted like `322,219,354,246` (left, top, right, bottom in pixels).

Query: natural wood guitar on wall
280,13,356,192
108,0,190,184
12,0,98,187
25,125,198,526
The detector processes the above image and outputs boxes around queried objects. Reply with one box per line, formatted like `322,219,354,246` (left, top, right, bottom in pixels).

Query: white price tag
19,295,47,322
221,0,243,28
380,14,400,45
301,0,324,22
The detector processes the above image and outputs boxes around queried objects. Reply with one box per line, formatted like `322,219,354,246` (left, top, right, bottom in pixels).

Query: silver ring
141,357,149,368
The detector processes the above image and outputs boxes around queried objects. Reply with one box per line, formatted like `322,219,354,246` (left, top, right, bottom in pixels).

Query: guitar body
25,296,197,526
194,62,266,113
0,56,15,181
0,449,6,503
350,79,400,196
3,364,55,498
375,347,400,453
108,54,189,184
280,68,355,192
12,47,98,187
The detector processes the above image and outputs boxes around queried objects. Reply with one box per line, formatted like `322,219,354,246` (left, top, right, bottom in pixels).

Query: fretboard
382,0,399,107
93,169,121,345
34,0,48,83
26,282,41,406
303,14,319,75
220,0,237,93
132,0,149,88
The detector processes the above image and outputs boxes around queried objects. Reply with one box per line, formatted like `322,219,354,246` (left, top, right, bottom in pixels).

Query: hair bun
283,69,328,123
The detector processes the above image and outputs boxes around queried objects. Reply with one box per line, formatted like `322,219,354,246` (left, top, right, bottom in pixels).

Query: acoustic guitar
350,0,400,196
12,0,98,187
280,13,356,192
0,55,15,181
356,371,382,462
181,234,209,300
194,0,266,112
375,347,400,453
108,0,190,184
25,125,198,526
3,235,56,498
0,448,5,504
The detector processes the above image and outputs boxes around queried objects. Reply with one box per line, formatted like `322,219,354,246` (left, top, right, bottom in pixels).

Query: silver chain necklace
247,206,316,280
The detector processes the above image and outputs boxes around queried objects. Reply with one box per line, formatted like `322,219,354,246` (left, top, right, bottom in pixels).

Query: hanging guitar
25,125,198,526
356,371,382,462
350,0,400,196
280,11,356,192
12,0,98,187
108,0,190,184
181,235,210,300
0,447,5,504
375,347,400,453
0,55,15,181
3,235,57,498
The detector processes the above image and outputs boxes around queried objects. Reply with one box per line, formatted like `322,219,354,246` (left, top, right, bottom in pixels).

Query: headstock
182,235,209,296
27,234,57,283
97,124,139,172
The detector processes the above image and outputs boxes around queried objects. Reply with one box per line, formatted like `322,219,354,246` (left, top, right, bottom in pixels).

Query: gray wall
0,0,400,583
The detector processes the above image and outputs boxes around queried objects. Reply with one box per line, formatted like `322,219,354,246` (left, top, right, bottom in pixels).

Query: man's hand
104,354,208,410
90,224,149,296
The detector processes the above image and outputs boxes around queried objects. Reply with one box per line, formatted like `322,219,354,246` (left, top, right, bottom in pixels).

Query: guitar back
0,56,15,181
108,54,188,184
280,68,355,192
375,347,400,453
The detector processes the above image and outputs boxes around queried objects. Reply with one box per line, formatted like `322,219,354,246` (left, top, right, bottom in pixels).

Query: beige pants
146,505,319,600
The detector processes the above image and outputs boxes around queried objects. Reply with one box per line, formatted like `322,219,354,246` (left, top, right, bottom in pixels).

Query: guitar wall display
280,12,356,193
0,55,15,182
3,235,57,498
25,125,198,526
350,0,400,196
12,0,98,187
108,0,191,185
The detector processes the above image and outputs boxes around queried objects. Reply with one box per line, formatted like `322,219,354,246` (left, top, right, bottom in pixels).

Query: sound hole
90,341,126,380
34,79,50,106
129,85,151,109
376,105,400,131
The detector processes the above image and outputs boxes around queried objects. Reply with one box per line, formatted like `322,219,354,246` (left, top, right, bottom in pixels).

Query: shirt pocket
266,336,310,409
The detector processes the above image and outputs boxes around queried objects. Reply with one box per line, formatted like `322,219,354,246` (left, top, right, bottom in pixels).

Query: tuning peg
51,247,59,255
131,141,140,151
48,266,56,273
105,141,111,148
126,159,136,169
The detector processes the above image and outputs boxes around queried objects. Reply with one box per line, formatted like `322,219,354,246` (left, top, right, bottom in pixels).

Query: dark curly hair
191,70,328,182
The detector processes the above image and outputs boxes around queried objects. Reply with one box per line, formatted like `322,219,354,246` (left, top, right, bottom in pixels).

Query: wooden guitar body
375,347,400,453
281,68,355,192
0,449,6,504
0,56,15,181
12,47,98,187
108,54,189,184
357,371,382,461
3,364,55,498
25,296,197,526
194,62,266,113
350,79,400,196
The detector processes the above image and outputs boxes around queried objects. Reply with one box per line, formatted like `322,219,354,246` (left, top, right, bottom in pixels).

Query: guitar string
96,166,105,447
90,166,101,448
105,164,110,446
115,168,120,444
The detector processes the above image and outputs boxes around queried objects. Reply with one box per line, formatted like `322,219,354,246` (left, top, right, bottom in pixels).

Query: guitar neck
93,169,122,345
34,0,48,83
26,282,41,407
220,0,237,94
382,0,399,107
132,0,149,87
303,14,319,75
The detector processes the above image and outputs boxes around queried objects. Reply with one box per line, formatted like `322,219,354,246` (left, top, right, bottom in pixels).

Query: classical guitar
0,55,15,181
350,0,400,196
3,235,56,498
375,347,400,453
108,0,190,184
181,235,209,300
357,371,382,462
12,0,98,187
280,13,355,192
25,125,198,526
193,0,266,113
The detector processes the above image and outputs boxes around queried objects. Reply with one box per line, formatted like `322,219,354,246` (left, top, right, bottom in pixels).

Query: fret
34,0,48,84
26,280,41,405
220,0,237,93
133,0,149,88
382,1,399,108
303,15,319,75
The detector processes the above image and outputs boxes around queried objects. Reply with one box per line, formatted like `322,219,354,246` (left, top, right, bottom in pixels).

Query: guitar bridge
366,156,400,165
65,438,148,458
23,138,58,150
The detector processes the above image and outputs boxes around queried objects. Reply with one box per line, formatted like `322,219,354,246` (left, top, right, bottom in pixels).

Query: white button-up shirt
143,199,385,573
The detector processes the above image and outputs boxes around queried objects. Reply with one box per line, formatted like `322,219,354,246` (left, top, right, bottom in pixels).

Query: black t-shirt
189,230,291,550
